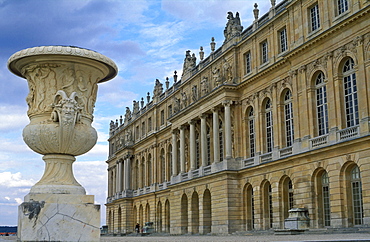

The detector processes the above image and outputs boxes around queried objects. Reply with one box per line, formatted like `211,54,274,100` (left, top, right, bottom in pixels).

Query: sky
0,0,278,226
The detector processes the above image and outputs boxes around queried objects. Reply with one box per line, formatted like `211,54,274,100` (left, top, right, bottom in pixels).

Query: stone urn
8,46,117,242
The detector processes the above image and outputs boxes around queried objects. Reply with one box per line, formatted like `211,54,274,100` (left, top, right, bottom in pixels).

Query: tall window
246,185,255,230
160,149,165,183
268,184,273,228
195,131,200,168
206,126,211,165
167,145,172,180
219,120,224,161
310,3,320,31
338,0,348,15
141,122,145,137
351,166,363,225
161,110,165,125
248,108,255,157
168,105,172,117
245,51,252,74
288,180,294,210
284,90,294,147
261,40,268,64
279,28,288,53
265,99,274,153
148,117,152,132
316,72,329,136
147,154,152,186
343,58,359,127
322,171,331,226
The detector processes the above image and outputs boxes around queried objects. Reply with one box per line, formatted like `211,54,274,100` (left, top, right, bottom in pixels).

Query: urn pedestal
8,46,117,242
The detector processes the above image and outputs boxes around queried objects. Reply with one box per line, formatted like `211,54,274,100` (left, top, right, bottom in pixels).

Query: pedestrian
135,223,140,234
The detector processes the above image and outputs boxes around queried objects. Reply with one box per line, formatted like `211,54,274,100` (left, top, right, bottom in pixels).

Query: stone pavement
100,233,370,242
1,232,369,241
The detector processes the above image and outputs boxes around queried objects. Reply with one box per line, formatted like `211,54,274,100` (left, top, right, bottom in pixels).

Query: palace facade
105,0,370,234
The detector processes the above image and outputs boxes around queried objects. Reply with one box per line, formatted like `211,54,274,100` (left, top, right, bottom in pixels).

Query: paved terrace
1,232,370,242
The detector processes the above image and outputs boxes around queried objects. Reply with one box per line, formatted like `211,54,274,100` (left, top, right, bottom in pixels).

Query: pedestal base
18,193,100,242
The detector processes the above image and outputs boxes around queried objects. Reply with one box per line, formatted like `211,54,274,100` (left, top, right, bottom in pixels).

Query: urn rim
7,45,118,83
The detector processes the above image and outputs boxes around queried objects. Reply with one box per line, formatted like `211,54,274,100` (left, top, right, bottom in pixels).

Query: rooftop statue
224,12,243,42
153,79,163,97
182,50,196,75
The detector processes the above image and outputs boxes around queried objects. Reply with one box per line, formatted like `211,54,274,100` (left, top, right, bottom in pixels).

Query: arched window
195,130,200,169
343,58,359,127
315,72,329,136
322,171,331,226
160,149,165,183
167,145,172,180
245,184,255,230
248,108,255,157
284,90,294,147
206,125,211,165
219,119,224,161
265,99,273,153
141,158,145,188
147,154,152,186
351,166,363,225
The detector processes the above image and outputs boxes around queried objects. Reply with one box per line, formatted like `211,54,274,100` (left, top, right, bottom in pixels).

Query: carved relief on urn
8,46,117,194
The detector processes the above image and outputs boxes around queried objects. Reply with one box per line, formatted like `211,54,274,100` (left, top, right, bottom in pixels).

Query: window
351,166,363,225
248,108,255,157
288,180,294,210
279,28,288,53
219,120,224,161
284,90,294,147
148,117,152,132
160,110,165,125
265,99,273,153
268,184,273,228
245,185,255,230
206,125,211,165
168,105,172,117
261,40,268,64
142,121,145,137
343,58,359,127
337,0,348,15
316,72,329,135
195,131,200,169
160,149,165,183
136,126,139,140
245,51,252,74
322,171,331,226
310,3,320,32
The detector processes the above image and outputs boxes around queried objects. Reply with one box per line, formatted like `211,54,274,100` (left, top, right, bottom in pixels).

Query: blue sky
0,0,276,226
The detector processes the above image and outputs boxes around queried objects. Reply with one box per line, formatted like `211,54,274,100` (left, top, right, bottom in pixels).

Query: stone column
223,101,233,159
200,114,208,166
124,155,131,190
212,108,220,163
8,46,117,242
189,120,196,170
172,130,178,176
180,126,186,173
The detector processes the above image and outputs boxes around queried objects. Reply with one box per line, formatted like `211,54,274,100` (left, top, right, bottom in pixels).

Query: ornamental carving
224,12,243,42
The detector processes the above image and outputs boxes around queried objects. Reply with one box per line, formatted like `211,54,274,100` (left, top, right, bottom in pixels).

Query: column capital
199,113,207,119
211,107,220,113
222,100,233,107
188,120,196,126
180,125,187,130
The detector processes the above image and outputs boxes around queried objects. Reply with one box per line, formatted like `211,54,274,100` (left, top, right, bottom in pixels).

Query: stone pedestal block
284,208,310,230
18,193,100,242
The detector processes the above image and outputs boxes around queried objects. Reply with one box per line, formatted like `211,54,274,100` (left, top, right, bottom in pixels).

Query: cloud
0,105,28,132
0,172,35,188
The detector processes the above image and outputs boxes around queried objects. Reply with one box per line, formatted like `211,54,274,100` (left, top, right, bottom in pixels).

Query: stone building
105,0,370,235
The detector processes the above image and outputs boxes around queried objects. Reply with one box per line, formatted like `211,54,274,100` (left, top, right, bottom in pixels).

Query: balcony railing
338,126,359,141
310,134,329,148
280,147,293,157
